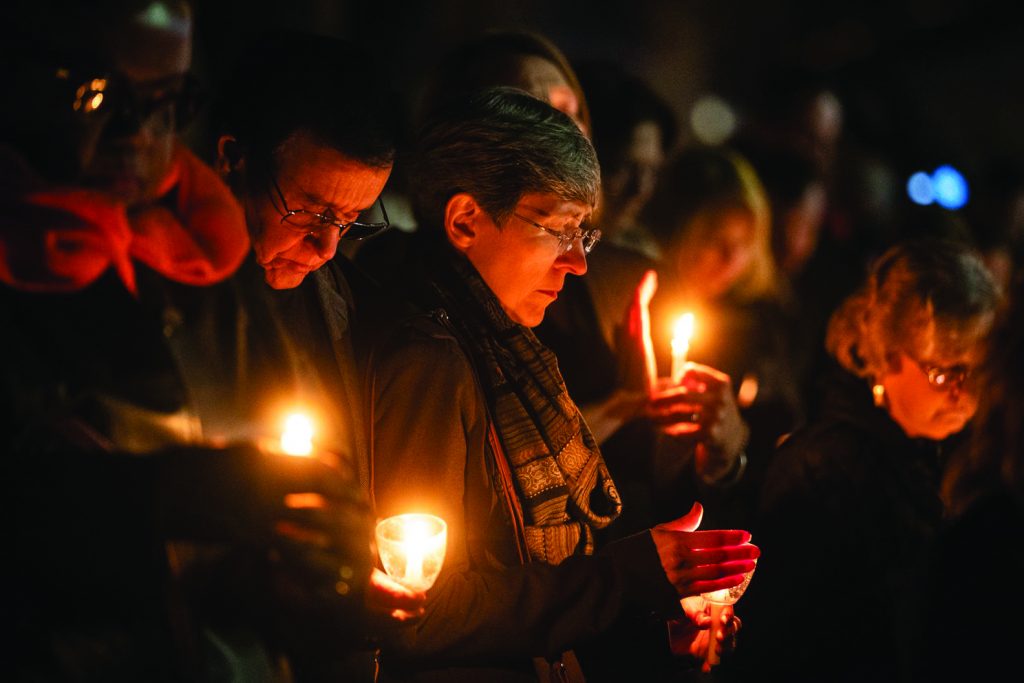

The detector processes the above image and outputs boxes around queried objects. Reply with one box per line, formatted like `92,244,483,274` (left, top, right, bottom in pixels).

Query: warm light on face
375,513,448,592
280,412,314,456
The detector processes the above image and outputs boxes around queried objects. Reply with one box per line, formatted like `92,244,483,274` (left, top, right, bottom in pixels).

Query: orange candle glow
279,411,325,508
671,313,695,384
280,412,314,456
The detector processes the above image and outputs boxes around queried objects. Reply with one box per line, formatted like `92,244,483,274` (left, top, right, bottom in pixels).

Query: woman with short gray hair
368,88,760,681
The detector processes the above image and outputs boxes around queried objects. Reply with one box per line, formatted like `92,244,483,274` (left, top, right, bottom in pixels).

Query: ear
216,135,246,177
444,193,487,253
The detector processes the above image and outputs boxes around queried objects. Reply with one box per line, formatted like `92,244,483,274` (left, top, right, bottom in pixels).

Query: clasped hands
153,442,425,624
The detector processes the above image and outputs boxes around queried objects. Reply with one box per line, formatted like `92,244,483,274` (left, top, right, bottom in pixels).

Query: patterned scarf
430,250,621,565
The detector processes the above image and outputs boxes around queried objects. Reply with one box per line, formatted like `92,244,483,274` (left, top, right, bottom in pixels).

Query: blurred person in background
914,265,1023,681
639,145,801,530
573,60,677,260
730,239,999,682
354,29,591,273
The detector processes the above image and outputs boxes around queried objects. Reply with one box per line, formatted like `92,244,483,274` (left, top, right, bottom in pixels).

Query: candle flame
671,312,696,385
281,412,314,456
672,312,695,346
376,513,448,592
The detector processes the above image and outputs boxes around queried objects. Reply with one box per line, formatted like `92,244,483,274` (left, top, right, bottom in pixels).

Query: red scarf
0,144,249,295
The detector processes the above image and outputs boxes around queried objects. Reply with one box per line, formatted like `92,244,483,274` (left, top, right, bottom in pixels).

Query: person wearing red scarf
1,3,392,680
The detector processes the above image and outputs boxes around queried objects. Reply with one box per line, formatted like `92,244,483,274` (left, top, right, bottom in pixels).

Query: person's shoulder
765,416,876,497
373,308,471,376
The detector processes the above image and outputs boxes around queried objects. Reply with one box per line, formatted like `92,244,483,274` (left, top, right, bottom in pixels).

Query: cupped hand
651,502,759,597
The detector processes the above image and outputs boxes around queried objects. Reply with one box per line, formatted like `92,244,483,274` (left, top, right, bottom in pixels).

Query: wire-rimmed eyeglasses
915,358,971,391
269,176,390,240
512,212,601,254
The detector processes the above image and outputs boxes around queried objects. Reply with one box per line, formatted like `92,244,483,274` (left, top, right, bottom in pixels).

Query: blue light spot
907,172,934,205
931,165,968,210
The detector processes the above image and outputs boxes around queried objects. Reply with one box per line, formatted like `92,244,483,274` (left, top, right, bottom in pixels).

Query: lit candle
280,412,314,456
375,513,448,592
704,590,729,667
671,313,695,384
700,559,757,668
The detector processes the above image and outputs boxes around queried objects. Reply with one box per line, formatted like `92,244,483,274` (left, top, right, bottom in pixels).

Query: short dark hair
409,87,600,231
416,30,590,134
214,31,397,175
575,60,676,172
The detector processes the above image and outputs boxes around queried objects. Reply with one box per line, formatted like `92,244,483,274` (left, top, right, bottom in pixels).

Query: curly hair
826,239,999,380
943,274,1023,514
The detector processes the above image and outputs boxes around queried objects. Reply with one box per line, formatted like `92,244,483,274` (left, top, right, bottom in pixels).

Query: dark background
193,0,1024,199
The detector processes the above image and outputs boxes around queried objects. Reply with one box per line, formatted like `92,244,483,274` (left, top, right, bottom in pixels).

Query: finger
686,571,755,596
368,568,428,613
679,559,758,585
390,607,426,622
274,519,333,548
682,529,755,549
681,363,731,385
658,502,704,532
636,269,658,306
647,403,703,425
275,507,368,549
679,595,707,619
265,453,352,501
648,390,703,410
687,545,759,566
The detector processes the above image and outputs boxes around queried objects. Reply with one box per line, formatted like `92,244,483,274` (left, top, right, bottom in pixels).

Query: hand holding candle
700,558,757,668
375,513,448,593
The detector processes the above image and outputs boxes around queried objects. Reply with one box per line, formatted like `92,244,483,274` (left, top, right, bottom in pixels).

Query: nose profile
558,238,588,276
309,227,341,260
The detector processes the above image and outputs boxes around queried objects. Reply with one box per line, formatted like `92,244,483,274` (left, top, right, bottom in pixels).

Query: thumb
625,269,658,334
660,501,703,532
637,269,658,306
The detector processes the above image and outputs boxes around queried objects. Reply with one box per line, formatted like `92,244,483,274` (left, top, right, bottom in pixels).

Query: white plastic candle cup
700,559,757,667
375,513,448,592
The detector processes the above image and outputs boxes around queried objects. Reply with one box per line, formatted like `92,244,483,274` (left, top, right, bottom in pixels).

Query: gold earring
872,383,886,407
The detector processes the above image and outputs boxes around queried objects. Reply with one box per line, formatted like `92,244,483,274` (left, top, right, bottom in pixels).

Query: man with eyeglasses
214,34,394,291
2,5,416,680
213,31,433,677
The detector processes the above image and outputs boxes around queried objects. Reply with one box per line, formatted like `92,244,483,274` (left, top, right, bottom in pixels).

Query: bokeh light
690,95,737,145
907,172,934,205
931,164,968,209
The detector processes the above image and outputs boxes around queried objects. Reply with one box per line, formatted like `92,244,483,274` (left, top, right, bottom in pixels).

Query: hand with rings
647,362,749,483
